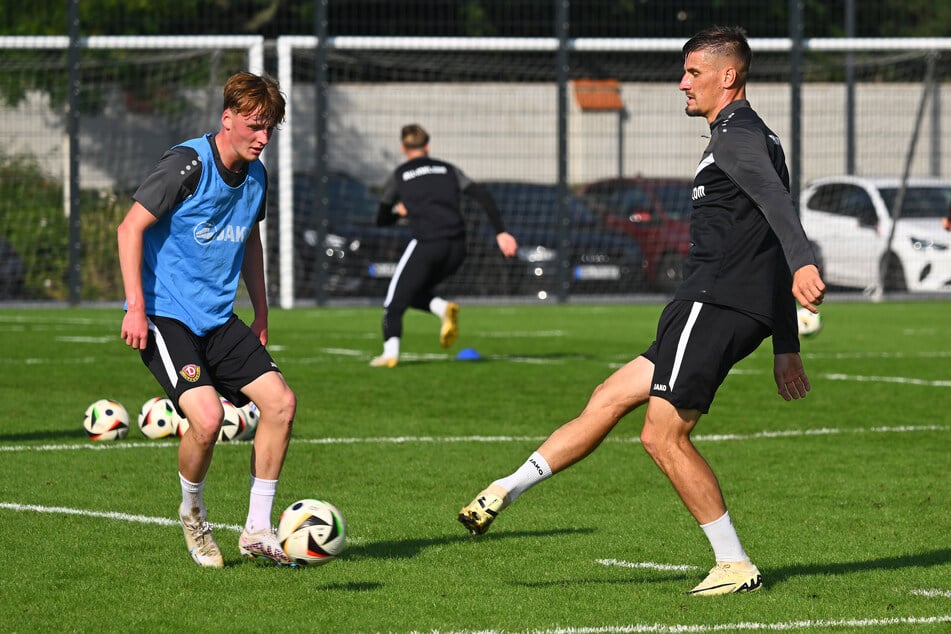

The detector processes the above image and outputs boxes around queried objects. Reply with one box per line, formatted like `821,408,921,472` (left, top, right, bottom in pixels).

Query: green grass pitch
0,300,948,633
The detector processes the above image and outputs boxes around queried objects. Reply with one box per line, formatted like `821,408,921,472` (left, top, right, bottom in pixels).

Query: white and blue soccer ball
277,499,347,566
217,397,246,442
170,398,245,440
236,401,260,441
83,399,130,441
797,306,823,338
137,396,177,439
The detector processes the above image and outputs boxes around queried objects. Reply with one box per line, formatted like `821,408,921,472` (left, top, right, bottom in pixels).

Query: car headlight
910,236,948,251
517,245,558,262
324,233,347,249
303,229,319,247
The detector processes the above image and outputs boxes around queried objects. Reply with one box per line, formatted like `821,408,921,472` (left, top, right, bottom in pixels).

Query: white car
799,175,951,293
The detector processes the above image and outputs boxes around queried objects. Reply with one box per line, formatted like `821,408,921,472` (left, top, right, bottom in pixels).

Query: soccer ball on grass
170,397,248,440
218,397,247,441
797,306,823,338
173,413,190,438
236,401,260,440
137,396,177,439
277,499,347,566
83,399,130,441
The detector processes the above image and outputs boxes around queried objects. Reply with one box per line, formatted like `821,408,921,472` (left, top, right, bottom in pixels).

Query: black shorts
641,300,770,413
141,314,281,413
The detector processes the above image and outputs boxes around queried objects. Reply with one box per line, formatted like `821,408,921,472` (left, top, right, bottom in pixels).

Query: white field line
0,315,116,327
821,373,951,387
420,615,951,633
802,350,951,360
596,558,701,572
913,589,951,598
0,425,946,454
18,357,100,365
0,502,372,546
481,330,566,338
728,367,951,387
0,502,945,632
54,335,115,343
0,501,244,533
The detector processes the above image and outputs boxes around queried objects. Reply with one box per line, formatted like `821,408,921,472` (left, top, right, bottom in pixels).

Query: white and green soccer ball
797,306,823,338
277,498,347,566
83,399,130,441
137,396,177,439
217,397,247,442
236,401,260,441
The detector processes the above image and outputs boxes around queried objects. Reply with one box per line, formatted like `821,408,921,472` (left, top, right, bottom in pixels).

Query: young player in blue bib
118,72,297,568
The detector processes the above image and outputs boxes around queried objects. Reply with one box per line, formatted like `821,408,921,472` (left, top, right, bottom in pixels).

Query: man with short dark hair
457,26,826,596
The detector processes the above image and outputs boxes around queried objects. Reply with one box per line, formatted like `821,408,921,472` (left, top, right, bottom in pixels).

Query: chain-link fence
2,2,951,304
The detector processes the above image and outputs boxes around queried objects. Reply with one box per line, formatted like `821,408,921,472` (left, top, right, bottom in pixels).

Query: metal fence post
67,0,81,305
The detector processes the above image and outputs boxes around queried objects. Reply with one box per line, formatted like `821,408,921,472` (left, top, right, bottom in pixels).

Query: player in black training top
369,123,518,367
456,26,826,596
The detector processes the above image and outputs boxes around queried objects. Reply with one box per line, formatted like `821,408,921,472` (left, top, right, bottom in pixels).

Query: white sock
429,297,448,318
383,336,400,359
493,451,553,503
700,511,749,563
179,473,206,521
245,476,278,533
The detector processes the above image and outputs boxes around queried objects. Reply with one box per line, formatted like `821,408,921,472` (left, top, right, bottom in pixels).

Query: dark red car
578,177,693,293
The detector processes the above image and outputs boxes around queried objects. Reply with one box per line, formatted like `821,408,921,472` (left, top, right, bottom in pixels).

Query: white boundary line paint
0,501,365,545
421,616,951,633
55,336,115,343
821,373,951,387
913,589,951,599
0,502,945,631
0,425,946,454
0,315,115,326
596,558,701,572
728,367,951,387
802,350,951,360
0,501,244,532
11,357,100,366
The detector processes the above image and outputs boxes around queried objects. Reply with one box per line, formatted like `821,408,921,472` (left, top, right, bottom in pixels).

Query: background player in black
457,26,826,596
370,124,518,367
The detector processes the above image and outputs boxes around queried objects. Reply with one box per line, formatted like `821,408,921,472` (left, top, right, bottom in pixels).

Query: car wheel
653,252,683,293
881,253,907,292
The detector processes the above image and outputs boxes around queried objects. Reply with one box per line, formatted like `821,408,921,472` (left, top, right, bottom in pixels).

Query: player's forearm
241,233,269,317
116,222,146,312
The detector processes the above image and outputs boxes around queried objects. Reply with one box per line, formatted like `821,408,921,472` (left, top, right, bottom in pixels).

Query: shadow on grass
767,548,951,584
512,573,691,589
0,429,86,443
305,581,384,592
343,527,596,561
510,548,951,590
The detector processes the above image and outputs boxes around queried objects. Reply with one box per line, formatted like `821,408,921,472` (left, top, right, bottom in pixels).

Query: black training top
376,156,506,240
676,100,817,353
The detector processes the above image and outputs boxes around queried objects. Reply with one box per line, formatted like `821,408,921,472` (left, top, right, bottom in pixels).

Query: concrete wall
283,80,951,189
4,80,949,192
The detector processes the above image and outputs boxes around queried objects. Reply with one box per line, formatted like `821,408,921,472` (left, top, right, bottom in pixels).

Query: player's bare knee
640,416,676,463
184,412,223,445
639,423,660,459
259,386,296,430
